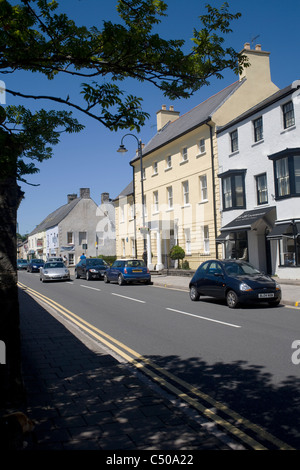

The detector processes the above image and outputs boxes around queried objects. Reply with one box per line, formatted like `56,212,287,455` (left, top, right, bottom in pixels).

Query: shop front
267,219,300,278
217,207,276,274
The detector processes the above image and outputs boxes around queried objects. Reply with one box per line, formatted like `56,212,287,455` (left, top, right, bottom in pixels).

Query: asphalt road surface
18,270,300,449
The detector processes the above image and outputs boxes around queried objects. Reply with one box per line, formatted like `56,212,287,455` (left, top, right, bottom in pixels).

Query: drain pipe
206,120,219,259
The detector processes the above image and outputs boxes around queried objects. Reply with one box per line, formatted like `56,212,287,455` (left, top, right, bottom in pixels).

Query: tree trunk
0,176,25,407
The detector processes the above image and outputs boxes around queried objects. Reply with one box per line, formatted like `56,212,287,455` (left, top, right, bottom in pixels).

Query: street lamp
117,133,147,261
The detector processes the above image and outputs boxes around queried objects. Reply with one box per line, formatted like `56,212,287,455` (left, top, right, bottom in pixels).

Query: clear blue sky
8,0,300,235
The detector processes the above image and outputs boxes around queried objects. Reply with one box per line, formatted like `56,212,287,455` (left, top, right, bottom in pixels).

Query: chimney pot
162,105,167,110
67,193,77,204
255,44,262,51
244,42,251,50
101,192,110,203
80,188,90,199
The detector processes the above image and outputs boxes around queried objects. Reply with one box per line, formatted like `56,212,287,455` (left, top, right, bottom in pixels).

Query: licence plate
132,269,142,273
258,293,274,298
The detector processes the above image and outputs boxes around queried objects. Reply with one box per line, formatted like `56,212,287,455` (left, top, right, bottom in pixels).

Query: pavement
5,274,300,451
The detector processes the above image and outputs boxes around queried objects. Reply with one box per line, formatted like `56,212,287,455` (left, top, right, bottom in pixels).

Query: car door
205,261,226,298
77,260,84,277
108,261,119,281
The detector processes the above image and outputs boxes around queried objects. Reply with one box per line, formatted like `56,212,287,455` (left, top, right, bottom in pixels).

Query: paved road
18,270,300,449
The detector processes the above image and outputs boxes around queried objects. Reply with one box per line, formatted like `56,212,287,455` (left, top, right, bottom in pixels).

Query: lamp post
117,133,147,261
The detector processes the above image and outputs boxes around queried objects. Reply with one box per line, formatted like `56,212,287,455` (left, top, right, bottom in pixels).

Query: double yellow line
18,281,294,451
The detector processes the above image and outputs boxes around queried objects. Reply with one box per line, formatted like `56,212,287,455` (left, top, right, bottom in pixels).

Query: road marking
80,285,101,291
17,281,294,450
111,293,146,303
166,307,241,328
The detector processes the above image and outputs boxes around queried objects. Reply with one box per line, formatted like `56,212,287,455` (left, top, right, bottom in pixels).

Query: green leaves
1,105,84,181
0,0,247,181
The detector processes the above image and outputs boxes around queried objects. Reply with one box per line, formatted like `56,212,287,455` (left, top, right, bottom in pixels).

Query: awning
218,207,276,237
267,221,300,239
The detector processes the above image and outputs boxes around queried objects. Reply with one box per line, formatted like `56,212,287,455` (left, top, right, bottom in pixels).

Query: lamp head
117,144,127,153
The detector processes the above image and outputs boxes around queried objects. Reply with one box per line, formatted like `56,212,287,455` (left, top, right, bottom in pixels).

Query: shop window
224,231,248,260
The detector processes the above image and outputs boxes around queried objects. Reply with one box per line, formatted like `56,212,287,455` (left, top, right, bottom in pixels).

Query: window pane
253,117,263,142
235,175,244,207
283,101,295,128
256,173,268,204
223,177,232,208
230,130,238,152
200,175,207,201
276,157,290,196
295,156,300,194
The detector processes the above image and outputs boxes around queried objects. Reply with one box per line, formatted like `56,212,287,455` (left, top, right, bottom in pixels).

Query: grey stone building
27,188,115,265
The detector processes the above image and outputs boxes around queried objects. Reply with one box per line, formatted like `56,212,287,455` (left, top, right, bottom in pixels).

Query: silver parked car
40,261,70,282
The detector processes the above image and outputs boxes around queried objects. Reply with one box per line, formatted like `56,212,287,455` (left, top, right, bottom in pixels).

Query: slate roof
29,197,80,236
114,181,134,200
131,79,245,162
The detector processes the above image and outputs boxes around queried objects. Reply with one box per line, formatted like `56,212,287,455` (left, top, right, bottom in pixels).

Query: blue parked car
17,259,28,270
27,258,44,273
104,259,151,285
189,259,281,308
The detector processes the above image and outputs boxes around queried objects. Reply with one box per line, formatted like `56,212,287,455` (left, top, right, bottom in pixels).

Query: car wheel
226,290,239,308
189,286,200,301
118,274,124,286
75,270,80,279
104,273,109,283
86,271,90,281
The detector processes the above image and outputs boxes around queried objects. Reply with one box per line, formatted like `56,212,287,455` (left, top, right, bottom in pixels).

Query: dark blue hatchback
27,258,44,273
189,259,281,308
104,259,151,285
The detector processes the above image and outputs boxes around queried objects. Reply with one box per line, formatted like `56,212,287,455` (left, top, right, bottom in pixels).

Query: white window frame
202,225,210,254
167,186,173,209
182,181,189,206
199,138,205,154
153,191,159,213
185,228,191,255
182,147,188,162
166,155,172,169
199,175,208,201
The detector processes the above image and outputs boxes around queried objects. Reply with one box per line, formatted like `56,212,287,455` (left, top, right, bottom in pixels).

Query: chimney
67,193,77,204
239,42,274,85
156,105,180,132
101,192,110,203
80,188,90,199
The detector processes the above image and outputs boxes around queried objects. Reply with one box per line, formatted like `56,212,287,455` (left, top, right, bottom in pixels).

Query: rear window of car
126,260,146,267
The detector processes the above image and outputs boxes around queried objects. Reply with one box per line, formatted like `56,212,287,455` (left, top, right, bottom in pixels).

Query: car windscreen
45,262,64,269
224,262,261,276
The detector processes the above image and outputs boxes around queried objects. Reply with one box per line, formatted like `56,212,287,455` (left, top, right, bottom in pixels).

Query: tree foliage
169,245,185,268
0,0,248,182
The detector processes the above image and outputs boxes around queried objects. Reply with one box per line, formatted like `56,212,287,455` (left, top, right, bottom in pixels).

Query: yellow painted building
116,44,279,270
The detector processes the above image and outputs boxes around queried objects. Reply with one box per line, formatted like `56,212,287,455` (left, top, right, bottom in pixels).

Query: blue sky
7,0,300,235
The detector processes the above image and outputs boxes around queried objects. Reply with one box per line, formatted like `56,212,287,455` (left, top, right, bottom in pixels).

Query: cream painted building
116,44,279,270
